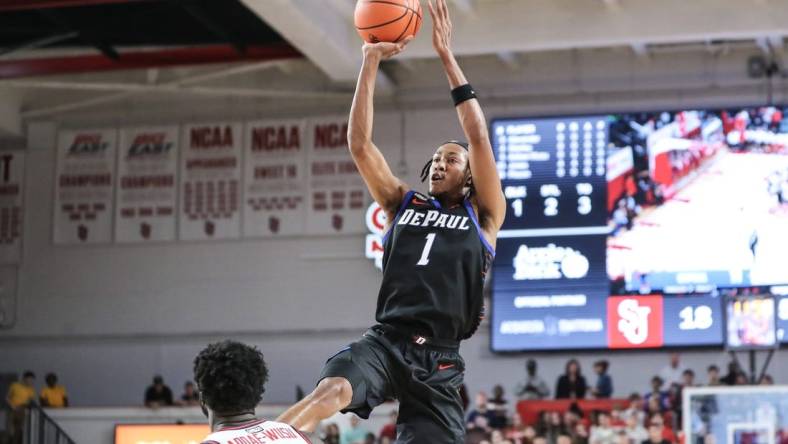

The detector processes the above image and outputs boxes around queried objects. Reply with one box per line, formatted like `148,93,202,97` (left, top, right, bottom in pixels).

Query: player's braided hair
420,141,475,199
193,340,268,413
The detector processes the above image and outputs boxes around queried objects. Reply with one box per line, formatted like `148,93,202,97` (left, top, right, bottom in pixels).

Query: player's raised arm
347,38,412,214
428,0,505,231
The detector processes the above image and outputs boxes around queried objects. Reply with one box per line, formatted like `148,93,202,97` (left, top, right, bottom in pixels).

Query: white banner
54,129,117,244
243,119,306,237
0,152,24,263
179,122,242,241
115,126,179,243
306,117,369,234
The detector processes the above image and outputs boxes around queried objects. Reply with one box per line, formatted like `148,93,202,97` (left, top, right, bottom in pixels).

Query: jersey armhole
462,199,495,256
382,190,416,244
296,429,314,443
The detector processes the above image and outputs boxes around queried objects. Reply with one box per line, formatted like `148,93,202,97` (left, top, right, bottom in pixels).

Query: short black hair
193,340,268,413
45,373,57,384
23,371,35,379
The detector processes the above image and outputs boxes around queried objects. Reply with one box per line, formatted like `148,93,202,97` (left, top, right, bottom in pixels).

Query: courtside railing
24,403,75,444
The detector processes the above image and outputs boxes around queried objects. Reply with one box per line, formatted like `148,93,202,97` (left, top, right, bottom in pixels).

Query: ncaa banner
115,126,179,243
243,119,306,237
306,116,369,235
54,129,117,244
179,122,242,241
0,151,24,264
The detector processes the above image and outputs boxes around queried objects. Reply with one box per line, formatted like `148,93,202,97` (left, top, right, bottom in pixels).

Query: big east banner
54,129,117,244
179,122,243,240
306,117,369,235
116,126,179,242
0,151,24,263
243,119,306,237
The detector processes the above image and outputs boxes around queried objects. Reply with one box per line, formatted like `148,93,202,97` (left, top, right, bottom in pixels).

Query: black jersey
376,191,494,340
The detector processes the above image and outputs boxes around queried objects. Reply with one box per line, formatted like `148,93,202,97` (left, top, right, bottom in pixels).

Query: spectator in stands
489,384,510,430
6,371,36,444
516,359,550,400
591,360,613,399
505,414,535,444
589,411,616,444
622,393,646,426
468,392,495,430
379,410,397,441
759,374,774,385
706,365,721,386
321,423,341,444
624,415,648,443
536,411,567,443
362,432,375,444
178,381,200,406
720,361,743,386
647,414,675,444
643,421,670,444
144,375,174,408
658,353,686,388
556,434,573,444
340,414,368,444
555,359,587,399
644,376,670,412
532,437,547,444
734,373,748,385
39,372,68,408
671,369,694,426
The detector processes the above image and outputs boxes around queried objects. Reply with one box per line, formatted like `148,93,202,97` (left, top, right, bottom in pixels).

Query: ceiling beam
0,0,156,11
17,60,337,118
240,0,395,92
396,0,788,60
179,2,247,55
0,44,301,79
0,31,78,58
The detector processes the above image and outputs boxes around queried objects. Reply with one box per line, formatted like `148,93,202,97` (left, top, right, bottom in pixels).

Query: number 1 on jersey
416,232,437,266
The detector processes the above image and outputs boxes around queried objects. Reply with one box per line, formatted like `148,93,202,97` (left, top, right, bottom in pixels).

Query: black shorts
319,325,466,444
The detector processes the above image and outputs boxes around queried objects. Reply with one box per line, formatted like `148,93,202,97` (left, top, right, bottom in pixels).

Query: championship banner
0,152,24,263
54,129,117,244
179,122,242,240
115,126,179,243
243,119,306,237
306,117,369,234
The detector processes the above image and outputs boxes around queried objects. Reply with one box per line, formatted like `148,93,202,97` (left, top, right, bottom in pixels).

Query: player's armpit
349,140,408,213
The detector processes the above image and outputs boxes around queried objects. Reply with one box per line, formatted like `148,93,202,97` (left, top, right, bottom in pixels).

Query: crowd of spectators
7,353,777,444
315,352,777,444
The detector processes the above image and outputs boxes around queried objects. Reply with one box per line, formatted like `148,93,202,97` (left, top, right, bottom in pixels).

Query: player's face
429,144,469,197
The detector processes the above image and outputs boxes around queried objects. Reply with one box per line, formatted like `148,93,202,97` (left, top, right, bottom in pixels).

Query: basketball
354,0,422,44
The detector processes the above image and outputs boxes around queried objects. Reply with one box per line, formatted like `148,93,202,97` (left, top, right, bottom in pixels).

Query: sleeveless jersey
202,419,311,444
376,191,495,340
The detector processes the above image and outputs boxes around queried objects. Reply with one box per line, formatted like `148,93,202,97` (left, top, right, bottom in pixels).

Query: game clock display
490,108,788,352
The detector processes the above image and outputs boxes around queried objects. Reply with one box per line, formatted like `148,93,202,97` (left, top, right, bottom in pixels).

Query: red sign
607,296,664,348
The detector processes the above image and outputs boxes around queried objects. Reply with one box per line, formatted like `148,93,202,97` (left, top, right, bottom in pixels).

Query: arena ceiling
0,0,786,126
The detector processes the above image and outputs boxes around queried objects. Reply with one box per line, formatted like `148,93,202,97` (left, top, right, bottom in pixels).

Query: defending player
277,1,505,442
195,340,312,444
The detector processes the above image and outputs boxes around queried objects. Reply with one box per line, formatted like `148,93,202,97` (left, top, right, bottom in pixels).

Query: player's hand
362,35,413,60
428,0,452,58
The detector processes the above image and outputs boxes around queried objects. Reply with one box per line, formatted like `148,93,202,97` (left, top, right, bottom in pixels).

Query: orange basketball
354,0,422,44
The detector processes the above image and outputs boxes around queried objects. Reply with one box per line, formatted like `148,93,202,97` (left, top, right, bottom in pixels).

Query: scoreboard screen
495,116,608,231
490,108,788,352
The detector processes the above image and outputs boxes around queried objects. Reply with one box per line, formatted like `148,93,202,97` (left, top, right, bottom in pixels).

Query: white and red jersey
202,419,312,444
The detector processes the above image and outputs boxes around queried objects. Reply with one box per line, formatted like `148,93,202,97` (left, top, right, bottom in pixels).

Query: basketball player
195,340,312,444
277,1,505,442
